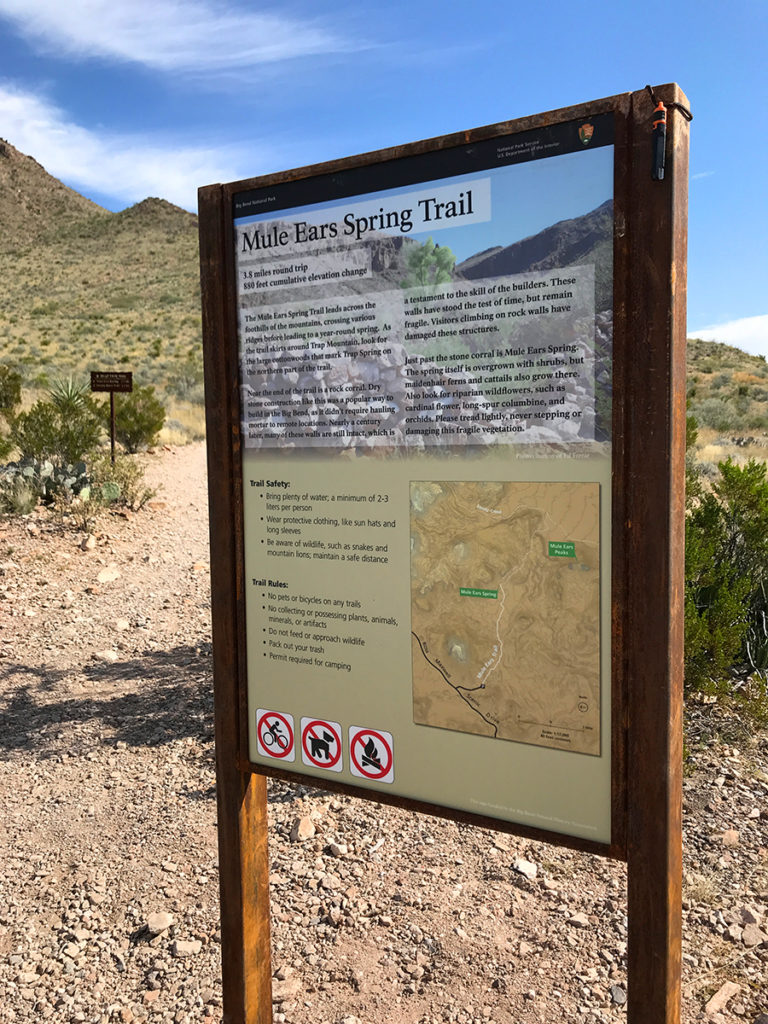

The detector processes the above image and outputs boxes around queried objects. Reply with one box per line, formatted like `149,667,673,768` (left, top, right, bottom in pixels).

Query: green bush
685,419,768,717
107,385,165,453
0,367,22,421
10,397,102,466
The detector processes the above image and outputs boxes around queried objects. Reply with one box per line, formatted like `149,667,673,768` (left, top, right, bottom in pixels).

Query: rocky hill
0,144,203,442
0,138,104,249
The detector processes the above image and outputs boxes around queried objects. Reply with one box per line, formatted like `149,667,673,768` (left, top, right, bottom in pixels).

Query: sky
0,0,765,355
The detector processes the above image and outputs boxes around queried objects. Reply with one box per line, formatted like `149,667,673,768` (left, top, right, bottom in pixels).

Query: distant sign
90,371,133,393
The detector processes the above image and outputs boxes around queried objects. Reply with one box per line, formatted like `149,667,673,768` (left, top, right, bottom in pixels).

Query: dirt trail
0,444,766,1024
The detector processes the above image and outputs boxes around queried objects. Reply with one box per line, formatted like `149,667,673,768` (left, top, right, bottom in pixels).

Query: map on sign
410,480,601,755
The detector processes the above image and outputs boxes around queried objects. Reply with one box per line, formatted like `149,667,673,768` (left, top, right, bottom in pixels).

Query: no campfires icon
348,726,394,784
301,718,343,772
256,709,295,761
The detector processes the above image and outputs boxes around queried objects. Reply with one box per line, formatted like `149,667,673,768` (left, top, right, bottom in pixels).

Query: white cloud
0,0,354,72
690,314,768,360
0,83,260,209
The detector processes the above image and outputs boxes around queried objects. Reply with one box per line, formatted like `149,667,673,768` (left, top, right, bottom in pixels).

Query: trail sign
90,371,133,463
199,84,690,1024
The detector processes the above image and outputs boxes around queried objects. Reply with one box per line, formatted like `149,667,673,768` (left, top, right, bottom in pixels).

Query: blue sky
0,0,765,353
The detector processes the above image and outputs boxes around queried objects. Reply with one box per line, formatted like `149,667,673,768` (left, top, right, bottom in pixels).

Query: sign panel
234,116,615,844
90,371,133,393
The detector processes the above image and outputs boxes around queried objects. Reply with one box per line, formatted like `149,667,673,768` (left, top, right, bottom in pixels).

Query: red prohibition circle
350,729,392,779
301,720,342,768
257,711,294,759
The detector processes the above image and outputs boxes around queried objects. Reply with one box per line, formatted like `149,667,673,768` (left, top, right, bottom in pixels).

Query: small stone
568,913,590,928
741,924,766,948
722,829,740,847
290,816,316,842
271,978,301,1003
513,858,538,880
143,991,160,1004
740,906,762,926
519,941,534,956
705,981,740,1015
171,939,202,957
146,912,173,936
161,861,177,873
94,650,119,663
327,843,347,857
378,915,393,927
81,535,97,551
96,565,121,583
60,590,76,609
610,985,627,1005
115,619,130,631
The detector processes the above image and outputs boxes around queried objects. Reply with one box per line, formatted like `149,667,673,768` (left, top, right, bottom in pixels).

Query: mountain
0,138,105,249
456,200,613,310
0,144,204,441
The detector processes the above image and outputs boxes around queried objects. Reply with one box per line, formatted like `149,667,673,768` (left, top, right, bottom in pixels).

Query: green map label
549,541,576,558
459,587,498,599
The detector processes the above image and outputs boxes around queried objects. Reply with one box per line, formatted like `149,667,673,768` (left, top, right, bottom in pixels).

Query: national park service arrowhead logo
579,123,595,146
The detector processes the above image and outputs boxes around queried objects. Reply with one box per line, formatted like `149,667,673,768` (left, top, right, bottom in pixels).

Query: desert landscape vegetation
0,138,766,1024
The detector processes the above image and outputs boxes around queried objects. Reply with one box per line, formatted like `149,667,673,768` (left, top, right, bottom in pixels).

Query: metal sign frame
198,83,689,1024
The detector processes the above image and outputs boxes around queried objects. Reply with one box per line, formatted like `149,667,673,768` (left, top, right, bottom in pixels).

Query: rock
171,939,202,957
60,589,76,608
271,978,301,1003
146,912,173,936
705,980,740,1015
752,1014,768,1024
290,816,316,842
513,858,538,880
327,842,347,857
741,924,766,947
81,535,97,551
568,913,590,928
722,829,740,847
740,906,763,926
610,985,627,1005
115,619,130,631
96,565,121,583
94,650,119,663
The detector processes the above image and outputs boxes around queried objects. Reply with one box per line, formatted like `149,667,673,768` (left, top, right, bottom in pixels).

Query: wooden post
110,391,116,465
624,84,689,1024
199,183,273,1024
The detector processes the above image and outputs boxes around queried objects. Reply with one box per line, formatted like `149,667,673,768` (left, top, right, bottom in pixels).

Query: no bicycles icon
256,709,295,761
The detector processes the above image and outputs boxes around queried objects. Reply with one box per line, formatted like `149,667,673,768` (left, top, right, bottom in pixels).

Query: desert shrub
0,366,22,461
691,396,741,433
107,385,166,452
11,399,101,466
88,452,156,510
685,423,768,721
10,379,102,466
0,367,22,420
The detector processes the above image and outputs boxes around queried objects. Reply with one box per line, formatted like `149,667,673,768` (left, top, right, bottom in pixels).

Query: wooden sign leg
624,83,688,1024
217,765,272,1024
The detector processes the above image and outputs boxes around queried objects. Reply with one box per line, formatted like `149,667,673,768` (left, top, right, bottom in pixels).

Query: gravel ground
0,443,766,1024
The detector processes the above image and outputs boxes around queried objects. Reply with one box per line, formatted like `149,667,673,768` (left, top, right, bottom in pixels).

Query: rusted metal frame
623,84,689,1024
199,185,272,1024
609,92,632,863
